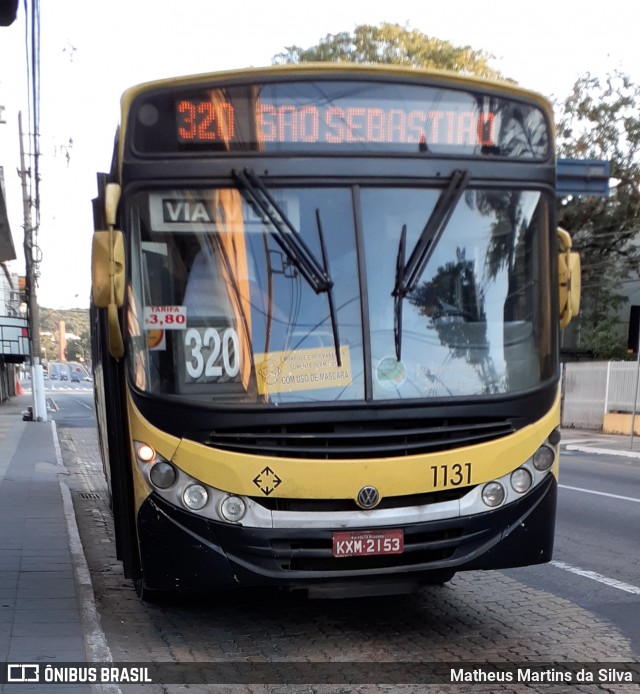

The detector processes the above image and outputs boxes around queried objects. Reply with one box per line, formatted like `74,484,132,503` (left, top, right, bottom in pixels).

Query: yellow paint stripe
128,390,560,500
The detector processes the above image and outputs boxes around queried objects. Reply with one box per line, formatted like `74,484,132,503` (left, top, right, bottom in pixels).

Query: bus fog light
482,482,505,508
533,445,555,471
510,468,532,493
183,484,208,510
149,462,176,489
220,496,246,522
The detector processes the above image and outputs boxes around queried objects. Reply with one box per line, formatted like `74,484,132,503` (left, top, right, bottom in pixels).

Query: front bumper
137,474,556,592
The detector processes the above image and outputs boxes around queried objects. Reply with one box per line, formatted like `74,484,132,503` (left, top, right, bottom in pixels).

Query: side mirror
558,227,581,328
91,183,125,358
91,229,124,308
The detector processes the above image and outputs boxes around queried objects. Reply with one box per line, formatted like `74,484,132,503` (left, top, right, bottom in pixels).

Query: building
0,165,29,403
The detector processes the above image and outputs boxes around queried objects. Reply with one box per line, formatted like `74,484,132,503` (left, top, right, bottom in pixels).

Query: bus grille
205,417,515,459
250,487,470,512
271,527,465,572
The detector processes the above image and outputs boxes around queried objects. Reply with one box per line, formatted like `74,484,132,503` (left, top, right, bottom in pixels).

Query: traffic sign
557,158,610,197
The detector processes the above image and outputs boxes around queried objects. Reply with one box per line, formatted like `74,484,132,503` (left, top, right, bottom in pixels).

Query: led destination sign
133,80,550,158
177,99,498,149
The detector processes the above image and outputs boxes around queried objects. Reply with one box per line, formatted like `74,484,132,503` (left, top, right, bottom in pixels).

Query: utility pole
18,110,46,421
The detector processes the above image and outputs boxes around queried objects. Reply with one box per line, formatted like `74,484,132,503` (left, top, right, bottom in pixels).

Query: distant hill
39,307,89,338
39,307,90,362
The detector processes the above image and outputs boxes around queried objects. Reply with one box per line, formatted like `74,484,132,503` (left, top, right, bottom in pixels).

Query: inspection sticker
254,345,351,395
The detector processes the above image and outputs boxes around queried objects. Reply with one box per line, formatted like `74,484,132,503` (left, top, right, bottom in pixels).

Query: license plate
332,529,404,558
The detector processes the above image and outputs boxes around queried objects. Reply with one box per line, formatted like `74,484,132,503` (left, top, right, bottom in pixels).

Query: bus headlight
482,481,505,508
149,461,177,489
136,443,155,463
220,495,246,523
510,468,533,494
533,444,555,471
183,484,208,510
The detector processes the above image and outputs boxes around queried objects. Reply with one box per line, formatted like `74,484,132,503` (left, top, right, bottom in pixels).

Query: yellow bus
91,64,580,599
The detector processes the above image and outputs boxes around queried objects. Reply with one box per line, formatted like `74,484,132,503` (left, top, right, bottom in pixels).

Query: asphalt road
48,388,95,427
503,447,640,658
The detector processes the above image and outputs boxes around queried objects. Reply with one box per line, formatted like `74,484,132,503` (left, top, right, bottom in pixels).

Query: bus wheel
134,576,171,603
423,569,456,586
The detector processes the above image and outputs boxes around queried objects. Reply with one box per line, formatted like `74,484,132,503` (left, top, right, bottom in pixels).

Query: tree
38,307,91,363
556,70,640,359
273,23,507,81
65,327,91,364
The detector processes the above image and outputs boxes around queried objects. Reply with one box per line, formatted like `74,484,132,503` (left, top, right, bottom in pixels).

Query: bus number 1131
431,462,472,488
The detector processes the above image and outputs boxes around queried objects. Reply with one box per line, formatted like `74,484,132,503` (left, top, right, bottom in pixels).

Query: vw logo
356,486,380,509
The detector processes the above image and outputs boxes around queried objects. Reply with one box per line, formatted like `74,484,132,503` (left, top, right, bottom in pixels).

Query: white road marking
551,561,640,595
559,484,640,504
554,484,640,593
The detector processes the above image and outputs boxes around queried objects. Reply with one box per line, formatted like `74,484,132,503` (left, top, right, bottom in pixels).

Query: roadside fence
562,360,640,431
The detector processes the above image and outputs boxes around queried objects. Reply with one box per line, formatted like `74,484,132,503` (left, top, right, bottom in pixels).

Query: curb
563,443,640,460
51,420,122,694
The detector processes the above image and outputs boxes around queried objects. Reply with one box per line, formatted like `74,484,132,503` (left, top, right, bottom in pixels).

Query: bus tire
423,569,456,586
134,576,172,603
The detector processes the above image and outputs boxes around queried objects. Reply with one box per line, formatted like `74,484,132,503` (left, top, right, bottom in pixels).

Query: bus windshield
126,185,554,404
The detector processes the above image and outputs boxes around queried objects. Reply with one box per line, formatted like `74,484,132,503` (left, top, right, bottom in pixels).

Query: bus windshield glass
126,185,554,404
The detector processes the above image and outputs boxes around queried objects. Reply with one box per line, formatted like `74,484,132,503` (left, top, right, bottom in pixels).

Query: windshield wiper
314,209,342,366
393,224,408,362
392,169,470,361
233,168,342,366
234,168,330,292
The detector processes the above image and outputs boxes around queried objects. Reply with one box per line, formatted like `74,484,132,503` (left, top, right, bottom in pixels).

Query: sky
0,0,638,309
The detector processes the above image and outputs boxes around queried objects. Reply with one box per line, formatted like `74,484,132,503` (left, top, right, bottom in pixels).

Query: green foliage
39,307,90,363
273,23,507,81
556,70,640,360
65,338,88,362
581,314,628,361
39,307,89,337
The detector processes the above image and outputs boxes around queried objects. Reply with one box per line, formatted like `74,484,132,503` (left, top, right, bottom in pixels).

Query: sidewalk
561,427,640,459
0,393,94,693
